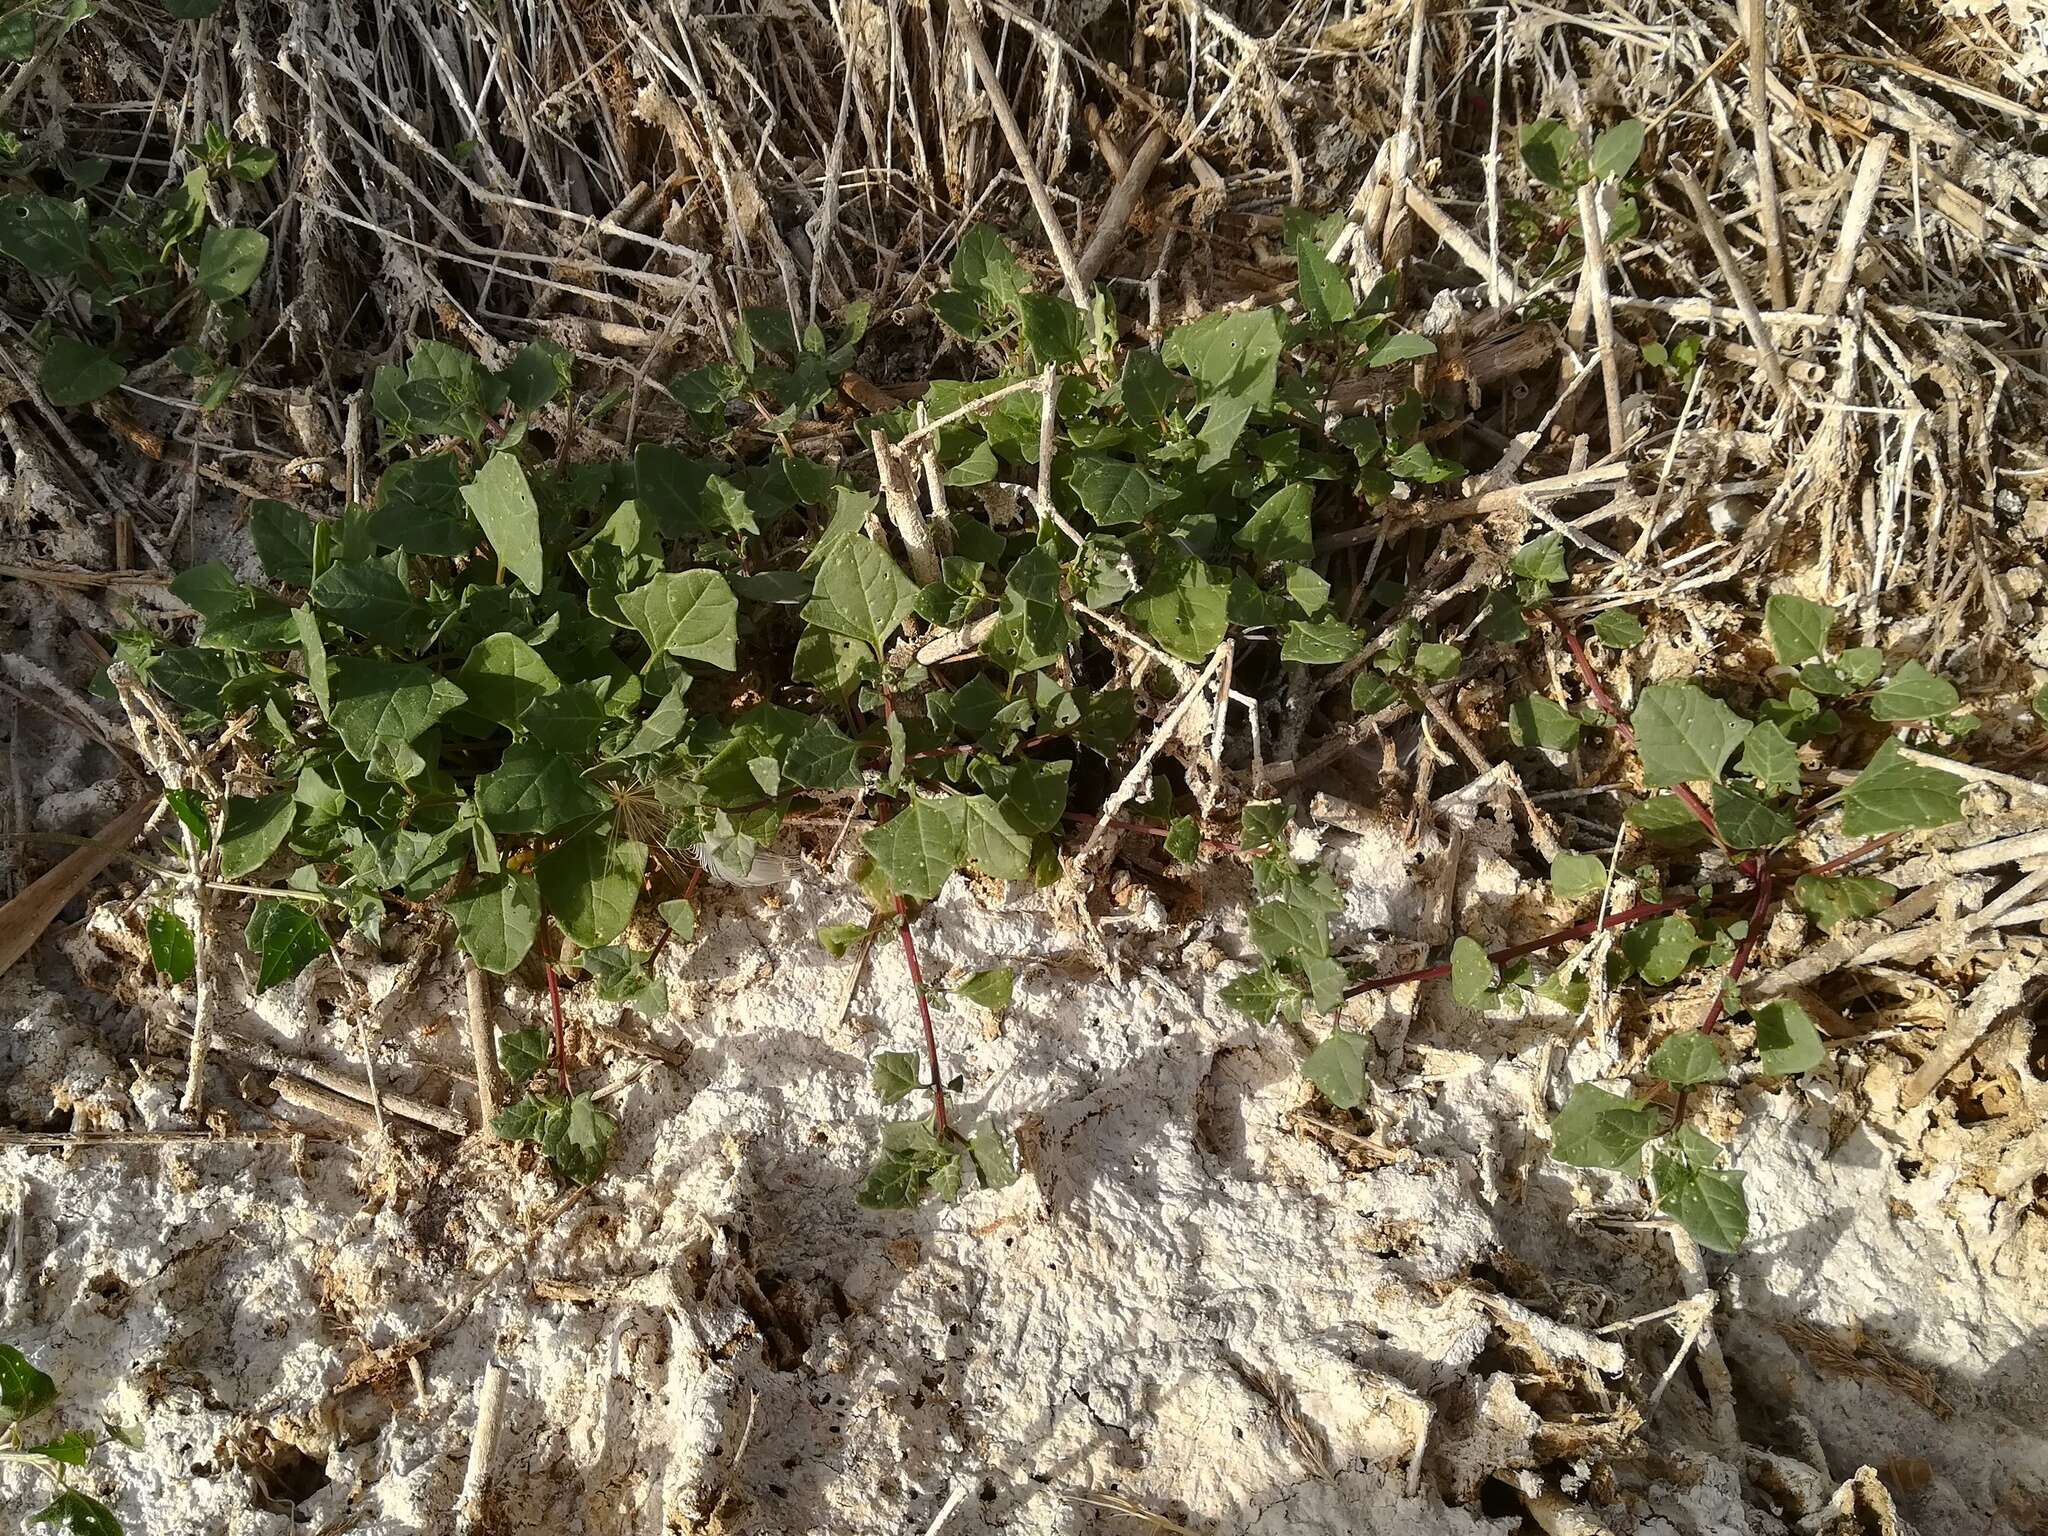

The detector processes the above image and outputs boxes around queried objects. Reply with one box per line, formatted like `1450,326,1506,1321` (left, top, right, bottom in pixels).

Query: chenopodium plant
0,119,274,411
1223,558,1971,1253
1,1342,133,1535
123,218,1455,1199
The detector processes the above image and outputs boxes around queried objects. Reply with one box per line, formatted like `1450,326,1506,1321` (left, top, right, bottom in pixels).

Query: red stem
1342,891,1702,998
1802,832,1901,877
1695,869,1773,1035
894,896,949,1138
544,962,572,1097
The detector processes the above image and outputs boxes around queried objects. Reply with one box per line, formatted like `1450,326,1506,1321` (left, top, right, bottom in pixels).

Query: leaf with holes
1633,683,1751,787
196,224,268,302
1550,1084,1664,1172
1738,720,1801,795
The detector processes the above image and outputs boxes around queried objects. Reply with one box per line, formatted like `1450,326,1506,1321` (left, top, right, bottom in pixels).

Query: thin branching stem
544,962,571,1097
1343,892,1703,997
893,896,948,1138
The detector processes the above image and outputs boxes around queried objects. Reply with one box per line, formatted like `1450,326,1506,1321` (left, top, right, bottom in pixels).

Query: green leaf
1128,557,1229,663
0,1342,57,1425
543,1093,617,1184
146,907,196,981
1234,483,1314,562
1250,900,1328,965
30,1491,122,1536
1839,738,1964,837
618,570,738,669
162,787,211,849
816,922,871,958
1648,1029,1725,1087
501,338,569,411
1737,720,1802,795
1364,331,1437,366
1625,792,1712,850
1519,119,1575,190
311,553,424,642
0,193,92,279
1068,456,1167,528
460,453,546,594
1019,292,1087,363
1764,594,1834,667
1710,782,1795,849
447,871,542,974
1550,1084,1664,1171
1651,1129,1748,1252
497,1027,550,1083
1280,618,1361,665
1869,660,1961,722
195,224,268,302
326,659,466,779
1302,1029,1371,1109
802,536,917,652
872,1050,922,1105
537,830,647,949
659,898,696,942
2033,681,2048,726
1791,874,1895,933
948,224,1025,308
217,791,295,878
1752,998,1825,1075
1510,533,1568,585
1550,853,1607,901
858,1121,968,1210
1592,609,1646,648
1620,913,1699,986
1589,118,1646,180
24,1429,92,1466
455,632,561,727
1838,647,1885,688
244,898,331,990
249,500,316,585
1221,963,1302,1023
1351,671,1396,714
969,1123,1021,1189
1632,683,1751,787
39,336,127,407
1165,816,1201,863
863,795,966,902
1161,307,1284,467
1509,694,1581,751
957,967,1015,1013
1448,935,1496,1008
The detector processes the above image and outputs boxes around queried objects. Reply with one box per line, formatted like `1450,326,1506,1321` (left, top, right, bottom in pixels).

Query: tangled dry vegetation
4,0,2048,1533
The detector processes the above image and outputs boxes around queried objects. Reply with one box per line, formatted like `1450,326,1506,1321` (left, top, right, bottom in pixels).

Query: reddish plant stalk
543,962,571,1097
1342,891,1705,998
894,896,949,1138
1695,869,1774,1036
1801,832,1901,877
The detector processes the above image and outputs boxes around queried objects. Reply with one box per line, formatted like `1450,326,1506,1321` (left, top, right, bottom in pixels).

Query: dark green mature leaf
1019,293,1087,363
1870,660,1961,722
1839,738,1963,836
39,336,126,406
1620,913,1699,986
147,907,196,982
312,553,423,642
1127,557,1228,663
497,1026,550,1084
1550,1084,1664,1171
803,536,917,652
1791,874,1895,932
957,967,1014,1012
618,569,738,668
1162,306,1284,467
1292,222,1354,326
446,871,542,973
30,1491,122,1536
461,453,545,594
250,500,316,584
325,659,466,779
455,632,561,727
1752,998,1826,1075
537,830,647,949
24,1429,92,1466
0,1342,56,1424
1764,594,1834,667
1738,720,1801,795
196,224,267,302
1633,683,1751,787
1235,483,1313,562
863,795,966,902
1710,782,1794,849
1069,455,1166,527
858,1119,967,1209
1509,693,1581,751
1303,1029,1371,1109
244,898,331,990
1592,609,1646,648
0,193,93,278
1648,1029,1725,1087
217,791,295,877
162,788,211,848
872,1050,922,1105
1519,119,1574,190
1651,1126,1748,1252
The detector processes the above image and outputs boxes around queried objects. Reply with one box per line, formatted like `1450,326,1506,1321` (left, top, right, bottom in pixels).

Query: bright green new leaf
1549,1083,1664,1172
1839,738,1963,837
244,898,331,990
1869,660,1960,722
1764,594,1834,667
537,830,647,949
1752,998,1825,1075
1550,852,1607,901
1303,1029,1372,1109
1510,533,1568,585
217,791,296,878
460,453,546,594
196,225,268,302
446,870,542,973
1632,683,1751,787
1648,1029,1725,1087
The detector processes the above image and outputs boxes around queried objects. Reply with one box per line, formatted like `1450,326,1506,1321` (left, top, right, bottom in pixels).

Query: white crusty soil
5,793,2046,1535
